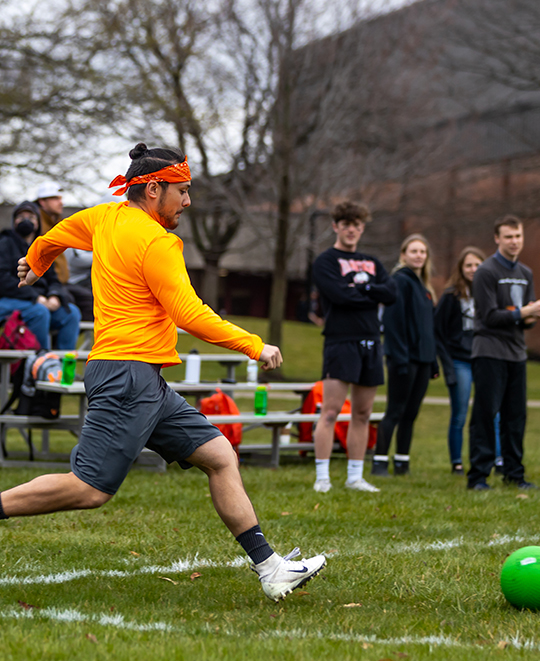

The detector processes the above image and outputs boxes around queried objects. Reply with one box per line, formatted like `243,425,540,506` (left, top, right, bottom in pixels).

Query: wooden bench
22,381,383,470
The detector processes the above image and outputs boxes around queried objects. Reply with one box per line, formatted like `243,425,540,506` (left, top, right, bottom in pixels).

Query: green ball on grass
501,546,540,610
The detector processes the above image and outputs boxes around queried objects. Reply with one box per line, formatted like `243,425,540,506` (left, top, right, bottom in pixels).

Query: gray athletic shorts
70,360,222,495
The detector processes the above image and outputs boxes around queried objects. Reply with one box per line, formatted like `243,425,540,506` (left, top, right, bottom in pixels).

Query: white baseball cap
36,181,63,199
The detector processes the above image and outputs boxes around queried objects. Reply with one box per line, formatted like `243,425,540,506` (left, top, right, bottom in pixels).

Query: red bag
0,311,41,374
298,380,378,452
199,388,242,448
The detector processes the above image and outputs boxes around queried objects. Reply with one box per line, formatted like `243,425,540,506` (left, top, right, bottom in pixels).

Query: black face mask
14,219,36,238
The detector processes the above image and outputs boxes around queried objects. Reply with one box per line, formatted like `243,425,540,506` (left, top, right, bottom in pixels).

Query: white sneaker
253,548,327,601
313,479,332,493
345,477,380,492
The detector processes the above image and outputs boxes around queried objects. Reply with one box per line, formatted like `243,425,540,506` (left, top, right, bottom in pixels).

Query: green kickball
501,546,540,609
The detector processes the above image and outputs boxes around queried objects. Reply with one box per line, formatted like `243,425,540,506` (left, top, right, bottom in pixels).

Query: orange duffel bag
199,388,242,450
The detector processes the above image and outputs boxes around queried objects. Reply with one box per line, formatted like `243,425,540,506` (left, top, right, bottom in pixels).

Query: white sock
394,454,410,462
315,459,330,482
347,459,364,483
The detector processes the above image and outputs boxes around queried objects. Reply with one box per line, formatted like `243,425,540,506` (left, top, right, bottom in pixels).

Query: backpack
298,380,378,453
0,310,41,374
15,352,63,419
2,350,63,419
199,389,242,449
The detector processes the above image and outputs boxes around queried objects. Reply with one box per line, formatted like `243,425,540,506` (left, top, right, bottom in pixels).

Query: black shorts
322,340,384,387
70,360,222,495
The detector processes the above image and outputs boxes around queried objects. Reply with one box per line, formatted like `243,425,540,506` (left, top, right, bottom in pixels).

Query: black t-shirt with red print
313,247,396,344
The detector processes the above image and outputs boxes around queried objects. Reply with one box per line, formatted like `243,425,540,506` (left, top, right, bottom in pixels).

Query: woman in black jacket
372,234,438,477
435,247,485,474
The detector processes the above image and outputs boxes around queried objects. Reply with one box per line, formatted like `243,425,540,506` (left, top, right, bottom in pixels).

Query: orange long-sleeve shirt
27,202,264,366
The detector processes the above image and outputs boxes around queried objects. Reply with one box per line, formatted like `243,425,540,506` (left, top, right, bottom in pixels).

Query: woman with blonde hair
371,234,439,477
435,247,485,474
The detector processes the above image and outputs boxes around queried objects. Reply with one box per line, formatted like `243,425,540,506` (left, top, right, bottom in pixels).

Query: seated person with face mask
0,201,81,350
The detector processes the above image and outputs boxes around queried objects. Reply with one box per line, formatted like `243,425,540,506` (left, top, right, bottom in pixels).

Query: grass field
2,318,540,659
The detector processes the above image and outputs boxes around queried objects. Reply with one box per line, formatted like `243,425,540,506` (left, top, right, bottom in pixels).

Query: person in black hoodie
435,247,485,475
0,201,81,349
371,234,439,477
312,201,396,493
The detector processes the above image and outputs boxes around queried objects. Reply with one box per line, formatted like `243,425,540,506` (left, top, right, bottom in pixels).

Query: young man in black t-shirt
312,202,396,493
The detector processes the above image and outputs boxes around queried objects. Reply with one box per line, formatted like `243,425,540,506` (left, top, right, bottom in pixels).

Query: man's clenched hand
259,344,283,371
17,257,39,287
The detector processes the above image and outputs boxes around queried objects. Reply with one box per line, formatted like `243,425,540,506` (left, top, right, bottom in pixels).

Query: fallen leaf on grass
445,505,452,511
190,572,202,581
498,641,510,649
342,603,362,608
395,653,409,658
158,576,179,585
314,503,320,510
281,512,291,516
269,614,277,618
516,494,529,500
361,642,372,649
492,533,500,538
18,601,38,610
296,591,310,596
85,634,98,643
129,551,140,557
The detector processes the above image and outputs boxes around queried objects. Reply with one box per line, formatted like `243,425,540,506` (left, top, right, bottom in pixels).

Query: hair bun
129,143,149,160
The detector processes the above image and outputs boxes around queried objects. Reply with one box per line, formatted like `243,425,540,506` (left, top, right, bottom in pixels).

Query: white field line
1,532,539,588
0,555,247,587
1,606,540,651
389,532,540,555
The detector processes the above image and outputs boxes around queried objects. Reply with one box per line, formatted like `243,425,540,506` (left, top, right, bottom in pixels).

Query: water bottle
280,421,292,446
254,385,267,416
61,352,77,385
246,359,258,384
184,349,201,384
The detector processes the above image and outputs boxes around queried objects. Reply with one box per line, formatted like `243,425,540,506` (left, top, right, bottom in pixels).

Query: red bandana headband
109,157,191,196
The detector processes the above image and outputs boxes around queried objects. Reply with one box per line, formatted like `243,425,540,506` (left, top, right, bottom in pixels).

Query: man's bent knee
188,436,238,474
70,473,112,509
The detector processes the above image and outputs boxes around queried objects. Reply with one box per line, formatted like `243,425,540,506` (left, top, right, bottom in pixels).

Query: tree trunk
268,170,290,347
201,259,220,312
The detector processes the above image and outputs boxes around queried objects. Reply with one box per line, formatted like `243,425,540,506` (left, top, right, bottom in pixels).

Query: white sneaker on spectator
345,477,380,492
313,479,332,493
253,548,326,601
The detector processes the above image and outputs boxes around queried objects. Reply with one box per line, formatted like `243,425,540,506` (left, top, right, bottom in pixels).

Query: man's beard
157,192,179,229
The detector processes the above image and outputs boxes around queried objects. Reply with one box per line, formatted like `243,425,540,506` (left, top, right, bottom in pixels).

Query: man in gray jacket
468,216,540,490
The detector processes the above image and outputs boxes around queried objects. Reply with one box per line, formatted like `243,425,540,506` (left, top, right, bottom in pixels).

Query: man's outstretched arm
144,235,283,371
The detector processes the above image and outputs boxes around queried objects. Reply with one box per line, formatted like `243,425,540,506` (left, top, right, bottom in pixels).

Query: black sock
236,524,274,564
0,494,8,520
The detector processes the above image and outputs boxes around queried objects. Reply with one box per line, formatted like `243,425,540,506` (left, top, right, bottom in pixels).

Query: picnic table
33,380,383,468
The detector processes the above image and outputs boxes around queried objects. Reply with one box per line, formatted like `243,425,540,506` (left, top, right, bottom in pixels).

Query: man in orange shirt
0,143,325,601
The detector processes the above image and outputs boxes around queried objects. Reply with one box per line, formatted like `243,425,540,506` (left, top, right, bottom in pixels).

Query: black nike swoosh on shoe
288,567,309,573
